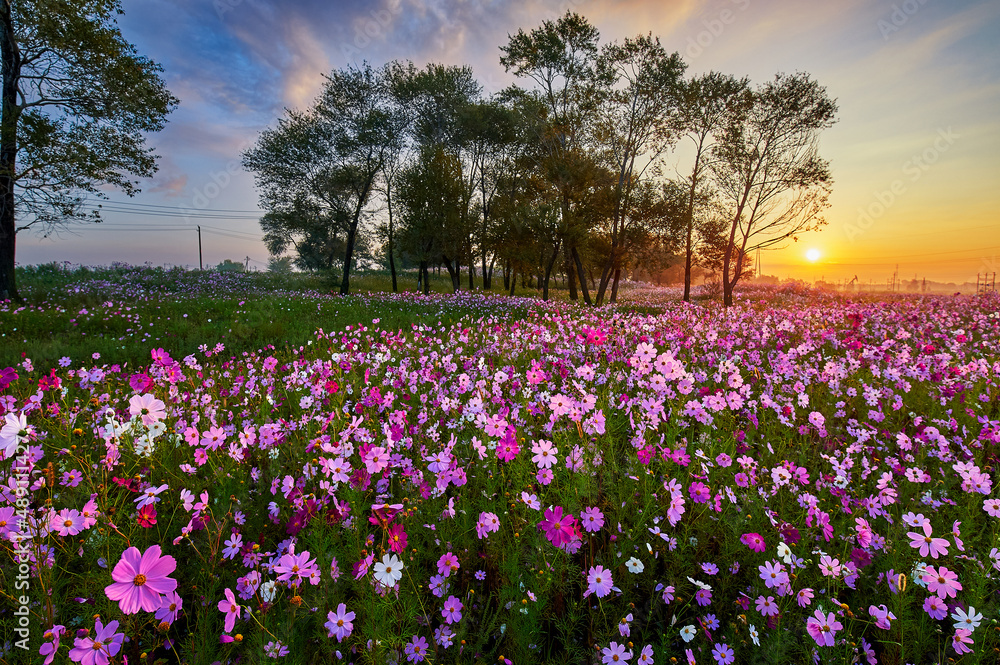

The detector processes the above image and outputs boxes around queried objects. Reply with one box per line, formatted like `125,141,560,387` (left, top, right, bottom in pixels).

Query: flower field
1,274,999,664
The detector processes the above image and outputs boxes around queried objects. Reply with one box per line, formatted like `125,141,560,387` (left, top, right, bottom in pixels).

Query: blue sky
18,0,1000,283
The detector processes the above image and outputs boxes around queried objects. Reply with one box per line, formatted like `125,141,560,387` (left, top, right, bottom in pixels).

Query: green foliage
0,0,177,299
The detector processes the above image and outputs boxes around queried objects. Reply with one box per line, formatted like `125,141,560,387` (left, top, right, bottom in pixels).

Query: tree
267,256,294,274
396,146,466,293
0,0,177,300
711,72,837,306
676,72,748,302
501,11,611,304
592,34,685,305
243,62,405,295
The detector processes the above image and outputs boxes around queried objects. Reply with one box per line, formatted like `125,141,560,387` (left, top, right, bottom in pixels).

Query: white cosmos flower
373,553,404,587
0,412,29,458
680,625,697,642
951,606,983,633
625,557,644,574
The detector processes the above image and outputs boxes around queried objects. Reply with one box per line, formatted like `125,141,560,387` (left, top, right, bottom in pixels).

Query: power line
82,200,263,214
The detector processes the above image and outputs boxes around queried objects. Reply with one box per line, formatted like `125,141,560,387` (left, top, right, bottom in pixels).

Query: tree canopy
1,0,177,300
244,11,837,306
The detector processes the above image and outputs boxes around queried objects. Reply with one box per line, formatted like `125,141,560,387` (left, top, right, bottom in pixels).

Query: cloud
146,156,189,198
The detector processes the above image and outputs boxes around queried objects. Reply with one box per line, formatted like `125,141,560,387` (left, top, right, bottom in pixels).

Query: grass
2,264,559,370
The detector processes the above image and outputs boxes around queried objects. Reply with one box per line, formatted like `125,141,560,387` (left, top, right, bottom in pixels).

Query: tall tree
711,72,837,306
243,63,405,295
676,72,748,302
593,34,685,305
0,0,177,300
390,62,483,289
501,11,611,304
396,146,466,293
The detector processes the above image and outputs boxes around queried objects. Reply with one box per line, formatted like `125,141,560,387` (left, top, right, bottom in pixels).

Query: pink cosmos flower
437,552,460,577
274,550,320,586
868,604,896,629
637,644,654,664
128,393,166,427
688,482,711,504
222,532,243,560
538,506,577,547
984,498,1000,517
325,603,355,642
740,532,766,552
695,588,712,606
759,561,788,588
39,625,66,665
756,595,779,617
806,610,843,647
51,509,85,537
796,588,814,607
362,446,389,474
923,595,948,620
580,507,604,533
68,618,124,665
951,629,974,655
907,523,949,559
218,588,241,632
155,591,183,625
476,512,500,539
104,545,177,614
923,565,962,599
602,641,631,664
587,565,614,598
441,595,463,624
405,635,430,663
712,643,735,665
531,439,558,468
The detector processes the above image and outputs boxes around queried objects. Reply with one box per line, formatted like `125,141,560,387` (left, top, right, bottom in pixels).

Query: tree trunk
386,185,397,292
420,260,430,295
595,249,614,306
572,245,591,306
485,253,495,291
610,267,622,304
541,238,561,301
0,2,21,301
340,176,374,296
442,255,459,293
565,244,578,301
683,136,705,303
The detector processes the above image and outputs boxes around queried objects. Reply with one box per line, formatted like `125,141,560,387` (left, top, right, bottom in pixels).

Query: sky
18,0,1000,285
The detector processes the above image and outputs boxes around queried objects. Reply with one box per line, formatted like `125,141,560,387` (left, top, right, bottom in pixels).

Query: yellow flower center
134,574,147,586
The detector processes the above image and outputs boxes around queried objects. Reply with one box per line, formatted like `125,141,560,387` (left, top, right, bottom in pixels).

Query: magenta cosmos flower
538,506,577,547
740,532,766,552
105,545,177,614
68,618,124,665
218,588,241,632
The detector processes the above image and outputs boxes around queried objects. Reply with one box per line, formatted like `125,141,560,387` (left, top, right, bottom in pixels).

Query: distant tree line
243,12,838,306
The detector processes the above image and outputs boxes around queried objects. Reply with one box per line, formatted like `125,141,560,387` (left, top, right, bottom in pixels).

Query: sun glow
806,248,821,262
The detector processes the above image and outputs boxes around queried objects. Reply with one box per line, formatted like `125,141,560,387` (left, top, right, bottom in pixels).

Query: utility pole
198,225,203,270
